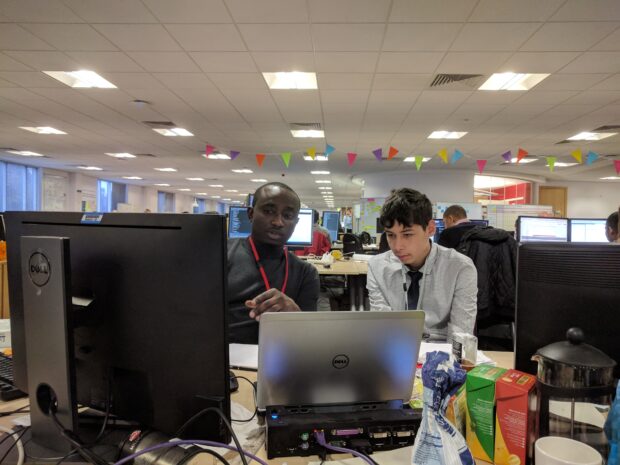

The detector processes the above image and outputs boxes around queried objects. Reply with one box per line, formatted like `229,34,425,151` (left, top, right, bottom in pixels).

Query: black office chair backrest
359,231,372,245
342,233,363,255
378,233,390,253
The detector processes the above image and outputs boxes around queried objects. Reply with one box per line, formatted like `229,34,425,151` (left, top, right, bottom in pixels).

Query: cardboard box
494,369,536,465
445,384,467,437
466,365,507,462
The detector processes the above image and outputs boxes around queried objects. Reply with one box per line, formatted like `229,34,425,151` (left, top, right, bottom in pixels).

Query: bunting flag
205,144,215,156
546,156,557,172
372,148,383,162
388,146,399,160
615,160,620,175
502,150,512,163
450,149,463,165
517,147,528,163
281,152,291,168
476,159,487,174
230,150,240,161
571,149,583,164
586,151,598,166
438,148,449,164
307,147,316,160
415,156,424,171
347,152,357,167
324,144,335,156
256,153,266,167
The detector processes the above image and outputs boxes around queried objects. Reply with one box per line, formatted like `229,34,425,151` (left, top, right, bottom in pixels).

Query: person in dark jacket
438,205,478,249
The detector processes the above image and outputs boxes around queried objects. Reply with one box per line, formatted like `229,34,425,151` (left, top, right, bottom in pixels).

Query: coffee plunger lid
536,327,617,369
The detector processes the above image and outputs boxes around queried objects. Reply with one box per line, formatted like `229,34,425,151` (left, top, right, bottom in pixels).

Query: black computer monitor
515,242,620,376
245,193,254,207
517,216,569,242
470,219,489,227
569,218,607,243
4,212,230,444
375,218,384,234
227,207,313,246
0,214,5,241
322,211,340,242
433,218,445,242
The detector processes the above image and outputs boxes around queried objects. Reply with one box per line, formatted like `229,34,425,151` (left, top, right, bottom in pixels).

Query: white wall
542,181,620,218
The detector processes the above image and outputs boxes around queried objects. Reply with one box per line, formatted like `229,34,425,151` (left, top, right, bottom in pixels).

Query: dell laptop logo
28,252,51,287
332,354,349,369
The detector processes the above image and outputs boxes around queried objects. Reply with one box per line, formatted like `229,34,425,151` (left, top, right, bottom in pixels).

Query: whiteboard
42,174,69,211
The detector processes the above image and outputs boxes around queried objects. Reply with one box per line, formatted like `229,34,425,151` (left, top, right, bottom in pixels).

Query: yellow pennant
438,148,448,164
571,149,582,164
307,147,316,160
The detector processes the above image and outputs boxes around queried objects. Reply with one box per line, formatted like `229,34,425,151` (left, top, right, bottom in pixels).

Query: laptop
257,311,425,410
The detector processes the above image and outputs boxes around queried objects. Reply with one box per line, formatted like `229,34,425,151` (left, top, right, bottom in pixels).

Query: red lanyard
248,236,289,294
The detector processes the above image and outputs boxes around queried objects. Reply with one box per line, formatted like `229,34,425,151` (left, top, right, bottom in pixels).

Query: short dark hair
607,211,619,233
443,205,467,220
253,182,301,210
379,188,432,230
312,209,320,224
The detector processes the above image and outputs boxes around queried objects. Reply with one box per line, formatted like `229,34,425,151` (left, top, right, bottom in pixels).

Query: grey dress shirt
366,242,478,341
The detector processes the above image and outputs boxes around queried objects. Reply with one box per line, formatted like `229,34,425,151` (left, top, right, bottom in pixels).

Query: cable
230,376,258,423
0,404,30,417
49,409,108,465
0,426,28,465
178,448,231,465
313,430,376,465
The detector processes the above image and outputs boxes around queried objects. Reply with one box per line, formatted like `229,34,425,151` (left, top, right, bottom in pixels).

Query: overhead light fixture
507,157,537,164
223,198,231,201
196,192,208,195
78,166,103,171
209,184,224,187
205,153,231,160
154,167,178,172
231,169,253,174
566,132,617,141
225,189,238,192
311,170,330,175
20,126,66,135
154,183,170,186
212,195,221,198
600,176,620,180
232,200,242,203
123,176,142,180
153,128,193,137
428,131,467,139
262,72,318,90
106,152,136,159
315,180,331,184
304,155,328,161
479,73,549,91
178,188,191,192
318,187,332,190
403,157,432,162
43,70,116,88
291,129,324,138
547,161,578,167
251,178,268,182
6,150,44,157
186,177,205,181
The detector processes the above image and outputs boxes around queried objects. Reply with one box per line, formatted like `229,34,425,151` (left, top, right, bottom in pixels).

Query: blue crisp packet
605,383,620,465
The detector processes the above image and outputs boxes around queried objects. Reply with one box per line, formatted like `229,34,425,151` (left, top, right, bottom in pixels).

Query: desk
312,260,368,311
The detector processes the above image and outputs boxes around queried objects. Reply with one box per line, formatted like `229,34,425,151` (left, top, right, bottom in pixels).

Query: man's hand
245,288,301,320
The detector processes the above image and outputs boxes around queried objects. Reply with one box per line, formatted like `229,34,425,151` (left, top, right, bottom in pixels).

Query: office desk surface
313,260,368,275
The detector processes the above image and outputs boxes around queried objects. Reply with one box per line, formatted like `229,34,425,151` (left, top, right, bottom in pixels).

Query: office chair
359,231,372,245
342,233,363,256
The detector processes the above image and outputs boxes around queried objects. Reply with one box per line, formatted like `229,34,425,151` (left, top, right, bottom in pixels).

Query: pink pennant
615,160,620,175
347,152,357,167
206,144,215,156
476,159,487,174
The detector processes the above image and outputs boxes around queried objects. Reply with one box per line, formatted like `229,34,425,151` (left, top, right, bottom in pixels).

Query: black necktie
407,271,423,310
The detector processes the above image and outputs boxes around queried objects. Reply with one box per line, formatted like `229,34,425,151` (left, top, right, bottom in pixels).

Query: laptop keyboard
0,353,27,401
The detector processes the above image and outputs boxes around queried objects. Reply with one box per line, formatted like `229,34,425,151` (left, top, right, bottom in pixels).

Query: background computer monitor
227,207,313,246
570,218,607,243
515,242,620,377
245,193,254,207
517,216,569,242
0,214,5,241
322,211,340,242
4,212,230,441
375,218,384,234
470,219,489,227
433,218,445,242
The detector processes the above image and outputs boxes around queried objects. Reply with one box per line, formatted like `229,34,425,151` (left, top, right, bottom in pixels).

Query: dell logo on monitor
28,252,51,287
332,354,349,369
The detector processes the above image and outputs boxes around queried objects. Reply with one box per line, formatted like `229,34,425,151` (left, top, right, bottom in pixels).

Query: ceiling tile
320,90,369,104
315,52,378,72
104,72,166,89
513,90,578,105
67,51,145,72
0,53,33,71
499,52,581,73
4,51,80,70
142,0,232,23
127,52,201,72
533,73,609,91
550,0,620,21
373,74,433,90
311,24,385,51
22,24,118,51
560,52,620,73
317,73,373,90
468,0,565,22
383,23,462,52
0,24,55,50
208,72,267,89
0,71,65,87
166,24,246,52
390,0,478,22
271,90,322,122
252,52,315,71
238,24,313,51
591,27,620,51
591,74,620,90
62,0,158,23
225,0,308,23
0,0,83,22
521,22,619,52
190,52,257,72
563,90,620,105
451,23,541,51
436,52,512,74
465,91,523,104
377,52,443,73
308,0,391,22
93,24,181,51
154,73,216,89
221,88,283,122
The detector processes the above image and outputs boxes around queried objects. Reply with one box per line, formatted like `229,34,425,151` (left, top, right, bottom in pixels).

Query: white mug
535,437,602,465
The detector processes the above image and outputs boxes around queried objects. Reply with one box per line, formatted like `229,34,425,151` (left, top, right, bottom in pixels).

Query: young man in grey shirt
367,188,477,341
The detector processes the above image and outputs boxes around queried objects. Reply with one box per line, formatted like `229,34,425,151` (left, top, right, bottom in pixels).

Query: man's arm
367,262,393,311
448,261,478,338
294,263,320,311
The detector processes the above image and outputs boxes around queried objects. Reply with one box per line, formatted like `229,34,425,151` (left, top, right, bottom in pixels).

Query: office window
474,175,532,205
193,198,206,214
97,180,127,212
0,161,40,211
158,191,175,213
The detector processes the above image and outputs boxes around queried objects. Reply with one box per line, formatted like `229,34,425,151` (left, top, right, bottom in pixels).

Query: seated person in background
438,205,478,249
367,188,477,341
295,209,332,256
228,182,320,343
606,211,618,243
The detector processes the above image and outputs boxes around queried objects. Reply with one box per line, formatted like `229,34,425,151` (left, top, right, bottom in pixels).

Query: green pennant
546,156,557,172
415,155,424,171
281,152,292,167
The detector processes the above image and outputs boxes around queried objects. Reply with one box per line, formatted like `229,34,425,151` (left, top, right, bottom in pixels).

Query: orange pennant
256,153,266,167
517,147,528,163
388,146,399,160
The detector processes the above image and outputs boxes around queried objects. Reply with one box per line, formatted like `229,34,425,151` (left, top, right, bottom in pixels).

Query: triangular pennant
415,156,424,171
307,147,316,160
586,151,599,166
502,150,512,163
347,152,357,167
256,153,265,167
546,156,557,172
517,147,528,163
372,148,383,161
615,160,620,175
571,149,583,164
205,144,215,156
476,159,487,174
325,144,335,156
280,152,291,168
388,146,399,160
438,148,448,164
230,150,240,161
450,149,463,165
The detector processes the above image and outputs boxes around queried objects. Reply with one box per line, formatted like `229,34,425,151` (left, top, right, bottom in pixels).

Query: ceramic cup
535,437,602,465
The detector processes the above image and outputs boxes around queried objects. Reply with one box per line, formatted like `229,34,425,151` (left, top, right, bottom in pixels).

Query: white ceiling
1,0,620,209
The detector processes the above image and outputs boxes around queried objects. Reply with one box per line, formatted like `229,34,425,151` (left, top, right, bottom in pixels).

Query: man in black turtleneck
227,182,320,343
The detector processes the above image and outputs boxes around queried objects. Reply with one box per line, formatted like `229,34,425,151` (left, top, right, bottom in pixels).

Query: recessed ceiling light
600,176,620,180
209,184,224,187
262,72,317,90
6,150,44,157
291,129,324,138
311,170,330,175
212,195,221,198
78,166,103,171
479,73,550,91
225,189,238,192
232,200,242,203
205,153,231,160
223,198,231,201
547,162,578,168
304,155,328,161
403,157,432,162
154,167,177,172
153,127,193,137
318,187,332,190
196,192,208,195
186,177,205,181
105,152,136,159
428,131,467,139
123,176,142,180
154,183,170,186
566,132,617,141
231,169,253,174
43,70,116,88
178,188,191,192
20,126,66,135
251,178,268,182
315,180,331,184
507,157,537,164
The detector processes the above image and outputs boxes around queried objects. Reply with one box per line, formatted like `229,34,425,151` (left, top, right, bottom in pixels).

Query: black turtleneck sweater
227,237,320,344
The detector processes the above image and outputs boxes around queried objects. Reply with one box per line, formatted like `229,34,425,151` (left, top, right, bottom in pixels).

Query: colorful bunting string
347,152,357,167
372,148,383,162
546,156,557,172
205,144,215,156
281,152,291,168
517,148,528,163
388,146,399,160
256,153,265,167
476,159,487,174
307,147,316,160
615,160,620,175
501,150,512,163
586,151,598,166
324,144,335,156
230,150,240,161
438,148,448,164
415,156,424,171
571,149,583,164
450,149,463,165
